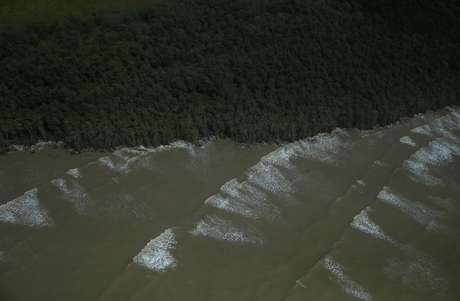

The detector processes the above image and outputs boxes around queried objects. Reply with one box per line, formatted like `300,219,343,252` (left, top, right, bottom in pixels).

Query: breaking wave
66,168,81,179
190,215,263,244
205,129,354,222
373,160,385,167
322,256,373,301
98,140,197,174
7,141,63,153
377,187,440,230
97,156,135,174
403,137,460,186
205,179,279,221
246,162,293,194
399,136,417,147
133,228,178,272
259,129,351,168
356,179,366,187
0,188,53,227
351,207,395,244
411,109,460,139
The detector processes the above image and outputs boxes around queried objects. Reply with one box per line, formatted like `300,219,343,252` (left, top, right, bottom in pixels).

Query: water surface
1,108,460,301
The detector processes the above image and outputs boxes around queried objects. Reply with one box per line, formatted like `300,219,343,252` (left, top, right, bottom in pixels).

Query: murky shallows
1,107,460,301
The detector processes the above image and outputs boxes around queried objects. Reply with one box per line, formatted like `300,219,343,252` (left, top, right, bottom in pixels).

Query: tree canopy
0,0,459,150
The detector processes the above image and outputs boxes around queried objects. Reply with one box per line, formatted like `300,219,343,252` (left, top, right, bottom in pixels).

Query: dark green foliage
1,0,459,150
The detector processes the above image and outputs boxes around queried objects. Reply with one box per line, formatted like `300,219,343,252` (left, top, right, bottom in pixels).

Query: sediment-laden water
1,107,460,301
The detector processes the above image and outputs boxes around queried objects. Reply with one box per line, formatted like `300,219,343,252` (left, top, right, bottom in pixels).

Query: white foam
403,137,460,186
351,208,395,243
297,130,351,164
113,147,147,161
66,168,81,179
399,136,417,147
205,129,354,220
97,156,135,174
410,110,460,139
9,145,26,152
115,141,195,158
260,143,300,168
8,141,63,153
51,178,89,213
101,141,198,173
247,162,292,194
295,279,307,288
190,215,263,244
377,187,438,229
356,179,366,187
411,126,434,137
205,179,279,221
170,140,197,156
205,129,352,218
31,141,57,151
374,160,385,167
105,148,155,173
322,256,373,300
0,188,53,227
447,107,460,124
133,228,177,272
252,129,350,173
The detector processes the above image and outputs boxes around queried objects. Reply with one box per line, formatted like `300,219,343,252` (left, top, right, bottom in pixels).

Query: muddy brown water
1,108,460,301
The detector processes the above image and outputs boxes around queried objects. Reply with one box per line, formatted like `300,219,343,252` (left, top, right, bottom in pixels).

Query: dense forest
0,0,459,150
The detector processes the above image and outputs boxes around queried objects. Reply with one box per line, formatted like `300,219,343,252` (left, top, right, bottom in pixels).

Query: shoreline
2,106,456,156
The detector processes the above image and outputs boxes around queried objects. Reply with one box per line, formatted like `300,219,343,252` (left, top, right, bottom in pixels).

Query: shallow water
1,108,460,301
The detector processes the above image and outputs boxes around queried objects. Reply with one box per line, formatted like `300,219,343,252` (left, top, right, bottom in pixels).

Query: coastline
2,106,456,156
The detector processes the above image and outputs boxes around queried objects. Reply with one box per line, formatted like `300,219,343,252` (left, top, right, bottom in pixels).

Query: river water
1,107,460,301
